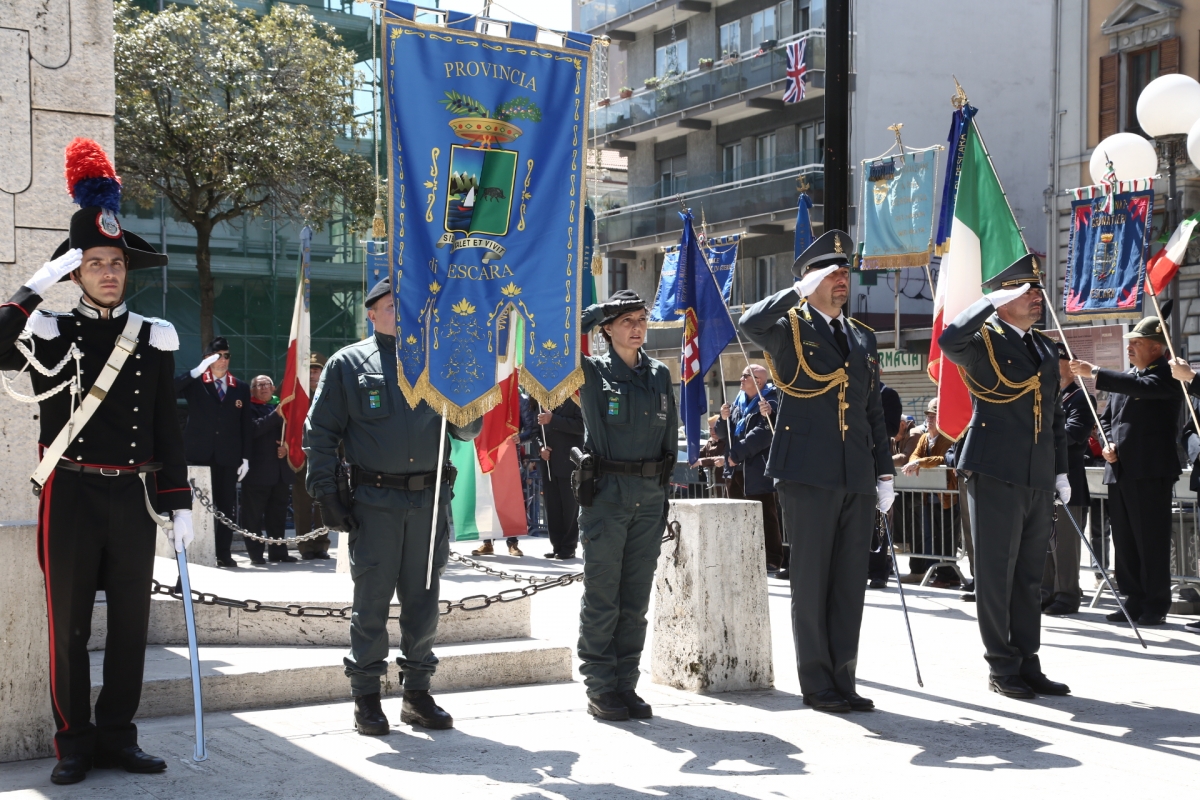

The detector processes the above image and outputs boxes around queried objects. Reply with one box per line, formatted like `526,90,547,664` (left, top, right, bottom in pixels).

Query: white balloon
1188,117,1200,172
1089,133,1158,185
1136,73,1200,138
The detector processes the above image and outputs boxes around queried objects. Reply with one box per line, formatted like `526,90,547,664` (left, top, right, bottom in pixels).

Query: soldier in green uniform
575,290,678,722
304,279,481,735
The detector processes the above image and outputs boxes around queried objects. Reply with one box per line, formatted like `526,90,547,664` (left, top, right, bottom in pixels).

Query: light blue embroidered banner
860,149,938,269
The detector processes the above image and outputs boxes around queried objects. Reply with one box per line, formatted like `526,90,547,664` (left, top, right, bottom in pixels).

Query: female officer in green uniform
576,290,677,721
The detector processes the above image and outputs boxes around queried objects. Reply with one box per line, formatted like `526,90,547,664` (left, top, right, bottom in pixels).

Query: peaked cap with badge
792,229,854,277
982,252,1044,292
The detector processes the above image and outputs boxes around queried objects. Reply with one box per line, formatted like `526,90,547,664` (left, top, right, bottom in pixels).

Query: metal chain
189,479,333,544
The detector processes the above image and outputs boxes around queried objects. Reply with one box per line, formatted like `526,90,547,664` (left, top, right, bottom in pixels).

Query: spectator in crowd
1072,314,1180,626
242,375,297,565
516,389,547,536
293,353,331,560
880,381,902,438
1042,344,1093,615
537,397,585,560
869,385,903,588
1083,428,1111,582
694,414,729,497
716,364,782,571
1169,357,1200,634
899,398,959,587
177,336,252,567
891,415,921,467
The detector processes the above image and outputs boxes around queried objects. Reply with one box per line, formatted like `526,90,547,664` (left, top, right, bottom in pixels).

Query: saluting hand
1102,444,1118,464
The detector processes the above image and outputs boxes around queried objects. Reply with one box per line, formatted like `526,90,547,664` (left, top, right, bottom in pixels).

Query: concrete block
651,500,773,693
30,0,115,116
0,192,13,262
13,111,113,230
155,467,216,567
0,523,54,762
0,30,32,195
93,641,573,719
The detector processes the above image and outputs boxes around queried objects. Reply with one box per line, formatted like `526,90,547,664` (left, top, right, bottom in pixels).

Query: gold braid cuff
957,325,1042,442
762,307,850,440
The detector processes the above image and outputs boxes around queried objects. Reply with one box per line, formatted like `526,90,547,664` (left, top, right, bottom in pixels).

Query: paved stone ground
3,541,1200,798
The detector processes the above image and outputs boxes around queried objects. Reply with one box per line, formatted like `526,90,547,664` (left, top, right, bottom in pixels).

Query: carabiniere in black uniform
0,140,190,785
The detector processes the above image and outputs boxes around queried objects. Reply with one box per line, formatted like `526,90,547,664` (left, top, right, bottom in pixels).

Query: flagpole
1145,288,1200,435
1039,288,1110,449
538,404,552,482
426,406,449,590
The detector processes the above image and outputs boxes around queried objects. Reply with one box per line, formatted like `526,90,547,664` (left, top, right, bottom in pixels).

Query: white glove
236,458,250,482
794,265,840,299
986,282,1032,309
170,510,194,553
25,248,83,295
1054,473,1071,506
190,353,221,378
876,477,895,513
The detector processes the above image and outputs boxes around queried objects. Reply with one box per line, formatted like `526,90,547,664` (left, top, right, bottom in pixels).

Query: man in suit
1071,314,1181,626
536,397,585,559
242,375,297,565
740,229,894,713
176,336,253,567
939,254,1070,699
1043,343,1094,616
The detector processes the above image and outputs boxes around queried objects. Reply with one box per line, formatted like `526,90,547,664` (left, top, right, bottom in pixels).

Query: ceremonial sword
175,546,209,761
878,511,924,687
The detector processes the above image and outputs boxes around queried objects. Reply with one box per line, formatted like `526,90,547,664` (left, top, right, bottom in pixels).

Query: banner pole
426,406,449,591
538,404,552,482
1146,289,1200,436
1039,288,1110,449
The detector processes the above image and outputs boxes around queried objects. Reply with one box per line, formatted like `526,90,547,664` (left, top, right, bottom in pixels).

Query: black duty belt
56,461,162,477
596,457,669,479
351,465,456,491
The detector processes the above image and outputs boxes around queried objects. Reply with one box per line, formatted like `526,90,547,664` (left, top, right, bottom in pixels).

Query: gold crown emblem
834,235,844,254
1031,256,1041,278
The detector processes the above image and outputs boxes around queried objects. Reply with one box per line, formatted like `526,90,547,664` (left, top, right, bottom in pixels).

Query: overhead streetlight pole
823,0,851,234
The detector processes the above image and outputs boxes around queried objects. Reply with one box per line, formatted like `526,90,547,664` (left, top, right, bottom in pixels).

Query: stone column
651,499,774,693
0,522,53,761
155,466,216,566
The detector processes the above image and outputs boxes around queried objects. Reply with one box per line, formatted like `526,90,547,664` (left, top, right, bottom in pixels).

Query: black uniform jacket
537,398,584,477
0,286,191,512
1061,382,1095,506
739,289,893,494
176,368,253,467
245,401,293,486
937,298,1067,491
1096,355,1182,485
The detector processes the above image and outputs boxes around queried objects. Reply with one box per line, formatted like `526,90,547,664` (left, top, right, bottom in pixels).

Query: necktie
1022,332,1041,366
217,378,226,401
831,318,850,359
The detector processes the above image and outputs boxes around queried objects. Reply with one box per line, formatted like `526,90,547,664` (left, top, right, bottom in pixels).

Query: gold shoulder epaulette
848,318,874,332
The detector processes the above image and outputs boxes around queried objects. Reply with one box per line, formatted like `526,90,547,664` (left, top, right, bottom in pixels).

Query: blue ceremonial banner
1063,184,1153,319
794,192,813,262
935,104,977,255
860,149,937,269
708,237,739,304
650,235,740,326
382,14,591,423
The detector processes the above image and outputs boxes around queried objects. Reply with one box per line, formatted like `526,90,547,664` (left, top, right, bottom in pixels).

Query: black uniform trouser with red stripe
37,468,157,758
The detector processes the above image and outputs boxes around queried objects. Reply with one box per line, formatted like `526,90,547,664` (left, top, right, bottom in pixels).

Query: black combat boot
587,692,631,721
617,690,653,719
401,690,454,729
354,692,390,736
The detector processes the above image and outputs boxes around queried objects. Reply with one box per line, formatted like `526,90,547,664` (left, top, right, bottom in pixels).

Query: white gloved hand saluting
794,265,840,299
236,458,250,482
876,477,895,514
1054,473,1071,506
169,509,194,553
190,353,221,379
986,282,1032,309
25,248,83,296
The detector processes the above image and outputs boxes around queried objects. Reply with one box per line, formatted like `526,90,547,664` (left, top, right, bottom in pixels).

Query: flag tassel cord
1145,289,1200,438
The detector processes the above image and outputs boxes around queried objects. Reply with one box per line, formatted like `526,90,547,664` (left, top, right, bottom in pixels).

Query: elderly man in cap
939,254,1070,699
1072,313,1181,627
295,352,332,559
176,334,253,567
305,278,481,735
740,230,894,714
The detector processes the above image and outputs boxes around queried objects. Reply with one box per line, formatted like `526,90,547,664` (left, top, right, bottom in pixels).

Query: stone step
93,641,572,720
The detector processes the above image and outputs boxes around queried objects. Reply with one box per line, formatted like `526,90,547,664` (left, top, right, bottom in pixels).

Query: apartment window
659,155,688,197
1099,36,1180,139
756,133,777,174
718,21,740,59
654,26,687,78
798,122,824,162
1125,47,1160,135
610,261,628,293
755,256,776,302
750,8,777,47
779,0,794,37
723,143,743,181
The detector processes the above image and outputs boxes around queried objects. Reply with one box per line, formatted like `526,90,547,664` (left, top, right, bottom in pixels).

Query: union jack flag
783,38,807,103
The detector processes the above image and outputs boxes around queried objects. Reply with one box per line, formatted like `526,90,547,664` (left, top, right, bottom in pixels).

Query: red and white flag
279,227,313,471
1146,216,1199,297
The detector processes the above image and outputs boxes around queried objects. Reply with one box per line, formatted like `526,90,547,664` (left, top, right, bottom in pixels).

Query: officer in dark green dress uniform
304,279,481,735
575,290,677,721
938,254,1070,699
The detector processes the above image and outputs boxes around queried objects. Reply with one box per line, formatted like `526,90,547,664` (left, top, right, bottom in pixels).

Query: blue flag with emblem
650,235,740,325
382,6,593,424
794,192,813,263
677,210,735,464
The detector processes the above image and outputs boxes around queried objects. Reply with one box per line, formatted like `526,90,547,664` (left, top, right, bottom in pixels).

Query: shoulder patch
24,310,62,341
847,317,875,332
143,317,180,351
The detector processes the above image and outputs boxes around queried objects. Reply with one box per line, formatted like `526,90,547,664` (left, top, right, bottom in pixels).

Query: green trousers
577,493,666,697
344,500,449,695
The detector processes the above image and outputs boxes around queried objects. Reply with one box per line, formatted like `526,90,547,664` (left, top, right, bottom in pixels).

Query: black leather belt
351,465,456,491
596,457,669,479
56,461,162,477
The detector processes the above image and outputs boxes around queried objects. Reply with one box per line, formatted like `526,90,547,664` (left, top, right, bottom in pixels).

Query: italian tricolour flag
928,120,1026,440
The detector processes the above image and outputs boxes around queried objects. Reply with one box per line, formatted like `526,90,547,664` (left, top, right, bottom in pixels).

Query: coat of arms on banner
1063,183,1154,319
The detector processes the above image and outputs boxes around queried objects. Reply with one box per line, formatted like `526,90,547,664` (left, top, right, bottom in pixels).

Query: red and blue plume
64,137,122,212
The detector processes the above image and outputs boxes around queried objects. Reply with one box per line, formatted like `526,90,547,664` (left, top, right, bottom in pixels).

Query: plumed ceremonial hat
982,253,1044,292
599,289,648,327
365,279,391,308
791,229,853,278
51,138,167,274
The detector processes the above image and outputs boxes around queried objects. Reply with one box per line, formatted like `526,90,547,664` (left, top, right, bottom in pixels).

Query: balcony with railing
590,31,825,142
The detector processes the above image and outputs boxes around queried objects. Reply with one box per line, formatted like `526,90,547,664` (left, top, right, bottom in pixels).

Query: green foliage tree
114,0,374,346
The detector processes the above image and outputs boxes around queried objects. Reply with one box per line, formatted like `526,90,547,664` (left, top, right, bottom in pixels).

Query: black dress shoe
50,755,91,785
802,689,851,713
961,593,976,603
250,557,266,565
216,557,239,568
587,692,631,721
314,551,332,559
544,551,559,559
401,690,454,729
775,569,791,581
93,745,167,773
269,555,299,563
1043,601,1078,616
1107,609,1140,623
617,689,653,719
1137,613,1167,626
354,692,390,736
961,580,975,593
1021,672,1070,696
302,552,319,560
988,675,1035,699
842,691,875,711
1185,620,1200,633
868,579,887,589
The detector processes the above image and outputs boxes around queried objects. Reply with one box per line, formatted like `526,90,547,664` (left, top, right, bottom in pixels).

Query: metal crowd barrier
892,468,968,585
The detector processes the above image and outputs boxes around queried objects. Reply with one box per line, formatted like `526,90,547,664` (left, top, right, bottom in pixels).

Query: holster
335,459,354,511
659,452,676,487
570,447,597,508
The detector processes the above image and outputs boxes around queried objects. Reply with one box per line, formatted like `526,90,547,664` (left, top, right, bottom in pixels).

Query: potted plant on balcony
618,86,633,99
643,76,660,89
698,57,714,70
597,97,611,107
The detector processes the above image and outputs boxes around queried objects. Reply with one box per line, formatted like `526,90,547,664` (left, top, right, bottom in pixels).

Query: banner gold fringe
395,364,586,428
860,250,932,270
1065,311,1143,321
